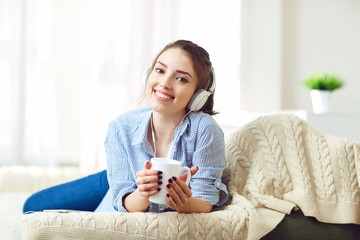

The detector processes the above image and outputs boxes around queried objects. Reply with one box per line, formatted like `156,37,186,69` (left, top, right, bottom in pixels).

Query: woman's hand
135,161,163,198
124,161,162,212
165,167,199,211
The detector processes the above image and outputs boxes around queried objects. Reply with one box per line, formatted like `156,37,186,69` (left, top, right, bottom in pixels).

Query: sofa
2,114,360,239
0,166,98,239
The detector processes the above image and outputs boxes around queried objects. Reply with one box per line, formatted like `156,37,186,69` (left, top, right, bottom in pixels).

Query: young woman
23,40,228,213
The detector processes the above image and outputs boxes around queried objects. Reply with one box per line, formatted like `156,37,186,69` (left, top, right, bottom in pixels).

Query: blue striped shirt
104,107,228,212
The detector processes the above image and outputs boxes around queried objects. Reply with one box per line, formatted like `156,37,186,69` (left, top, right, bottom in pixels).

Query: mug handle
180,167,191,185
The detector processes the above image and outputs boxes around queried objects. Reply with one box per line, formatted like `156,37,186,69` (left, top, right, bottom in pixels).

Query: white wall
240,0,283,110
241,0,360,113
283,0,360,112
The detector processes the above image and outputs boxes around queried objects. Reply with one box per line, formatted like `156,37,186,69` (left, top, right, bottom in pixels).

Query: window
0,0,241,167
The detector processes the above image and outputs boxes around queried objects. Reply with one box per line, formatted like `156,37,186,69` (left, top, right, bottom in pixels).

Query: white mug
149,157,191,205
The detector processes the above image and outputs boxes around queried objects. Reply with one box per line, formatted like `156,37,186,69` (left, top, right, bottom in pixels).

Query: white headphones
143,68,216,111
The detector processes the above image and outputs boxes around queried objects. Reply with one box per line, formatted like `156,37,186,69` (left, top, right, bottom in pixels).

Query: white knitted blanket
22,114,360,240
222,114,360,238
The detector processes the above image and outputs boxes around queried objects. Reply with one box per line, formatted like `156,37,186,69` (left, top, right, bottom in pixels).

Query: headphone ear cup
187,89,211,111
143,68,151,87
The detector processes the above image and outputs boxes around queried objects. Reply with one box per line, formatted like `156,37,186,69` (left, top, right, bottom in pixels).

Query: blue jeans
23,170,109,213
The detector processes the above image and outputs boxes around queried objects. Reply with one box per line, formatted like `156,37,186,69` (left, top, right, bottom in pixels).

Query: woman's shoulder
187,112,224,146
188,111,223,136
109,107,151,129
189,111,220,128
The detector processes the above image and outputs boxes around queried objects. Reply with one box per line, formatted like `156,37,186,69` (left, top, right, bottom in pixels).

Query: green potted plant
303,73,344,113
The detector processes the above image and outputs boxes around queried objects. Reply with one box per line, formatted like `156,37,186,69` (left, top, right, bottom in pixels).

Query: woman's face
145,48,198,117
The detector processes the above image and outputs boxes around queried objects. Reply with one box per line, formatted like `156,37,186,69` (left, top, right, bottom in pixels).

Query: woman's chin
149,105,172,114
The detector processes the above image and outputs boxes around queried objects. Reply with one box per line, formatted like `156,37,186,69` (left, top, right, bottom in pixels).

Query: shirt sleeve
190,119,229,206
104,121,137,212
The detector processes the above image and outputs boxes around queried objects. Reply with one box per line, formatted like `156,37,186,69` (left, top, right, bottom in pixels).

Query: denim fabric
23,170,109,213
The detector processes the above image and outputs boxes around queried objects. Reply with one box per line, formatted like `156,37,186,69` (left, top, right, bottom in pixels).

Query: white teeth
155,91,172,99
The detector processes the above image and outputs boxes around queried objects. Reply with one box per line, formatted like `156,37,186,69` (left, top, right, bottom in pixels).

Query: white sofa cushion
0,192,31,240
0,166,98,193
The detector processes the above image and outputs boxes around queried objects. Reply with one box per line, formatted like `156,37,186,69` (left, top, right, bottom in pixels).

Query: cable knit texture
21,114,360,240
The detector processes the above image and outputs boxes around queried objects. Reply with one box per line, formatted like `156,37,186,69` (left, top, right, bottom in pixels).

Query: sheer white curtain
0,0,241,168
0,0,24,166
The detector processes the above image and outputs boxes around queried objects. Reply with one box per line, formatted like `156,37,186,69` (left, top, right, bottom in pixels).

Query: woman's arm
123,188,151,212
173,197,212,213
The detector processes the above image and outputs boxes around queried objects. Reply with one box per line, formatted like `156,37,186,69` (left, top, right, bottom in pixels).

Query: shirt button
215,181,221,187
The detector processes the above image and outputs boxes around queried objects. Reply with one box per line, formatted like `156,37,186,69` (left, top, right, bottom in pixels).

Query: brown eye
155,68,163,74
176,77,188,83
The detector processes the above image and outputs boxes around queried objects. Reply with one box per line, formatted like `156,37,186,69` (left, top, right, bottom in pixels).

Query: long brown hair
150,40,218,115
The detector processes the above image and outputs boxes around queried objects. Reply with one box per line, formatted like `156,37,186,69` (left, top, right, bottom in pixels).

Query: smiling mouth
154,90,174,100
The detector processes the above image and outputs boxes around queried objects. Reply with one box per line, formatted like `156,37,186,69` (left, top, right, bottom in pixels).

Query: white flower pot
310,90,331,114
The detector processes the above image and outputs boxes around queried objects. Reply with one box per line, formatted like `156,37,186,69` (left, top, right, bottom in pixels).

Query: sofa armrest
0,166,99,193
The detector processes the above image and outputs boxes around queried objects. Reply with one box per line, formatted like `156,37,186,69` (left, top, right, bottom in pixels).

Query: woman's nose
159,74,172,89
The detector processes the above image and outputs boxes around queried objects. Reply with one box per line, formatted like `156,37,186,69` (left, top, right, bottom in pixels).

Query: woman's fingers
137,178,162,198
172,177,192,198
136,179,161,190
168,166,197,208
136,174,162,185
136,169,163,179
166,176,192,208
139,160,164,181
136,162,163,198
179,166,198,182
139,187,160,198
144,160,152,169
165,193,177,209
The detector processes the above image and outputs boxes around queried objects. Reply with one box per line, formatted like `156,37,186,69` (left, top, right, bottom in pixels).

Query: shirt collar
131,109,192,147
174,112,191,138
131,109,152,146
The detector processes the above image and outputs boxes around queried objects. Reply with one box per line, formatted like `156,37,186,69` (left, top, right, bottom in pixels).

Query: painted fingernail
158,176,163,179
158,181,162,185
168,178,173,183
172,176,176,181
158,171,163,174
157,188,161,191
166,184,170,188
166,194,170,197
